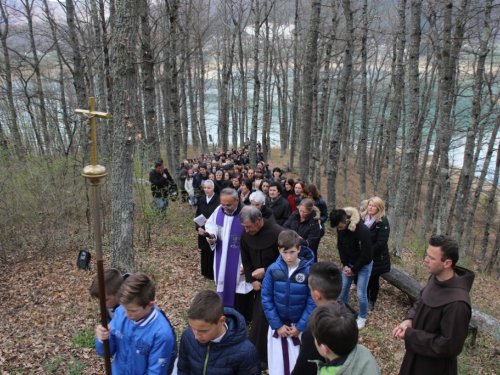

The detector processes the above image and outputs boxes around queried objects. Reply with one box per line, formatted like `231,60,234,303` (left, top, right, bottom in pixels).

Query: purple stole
215,208,243,307
272,321,301,375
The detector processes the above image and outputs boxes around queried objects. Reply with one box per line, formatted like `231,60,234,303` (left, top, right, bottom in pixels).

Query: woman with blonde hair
283,198,322,262
359,199,368,214
361,196,391,311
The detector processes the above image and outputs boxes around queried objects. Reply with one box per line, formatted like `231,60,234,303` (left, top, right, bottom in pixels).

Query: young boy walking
89,268,130,322
261,230,316,375
94,273,177,375
308,303,380,374
177,290,260,375
291,262,357,375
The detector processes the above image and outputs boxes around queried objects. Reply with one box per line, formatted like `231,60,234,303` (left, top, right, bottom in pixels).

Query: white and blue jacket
95,305,177,375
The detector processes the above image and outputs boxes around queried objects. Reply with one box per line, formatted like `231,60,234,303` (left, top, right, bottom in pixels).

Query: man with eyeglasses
204,188,253,320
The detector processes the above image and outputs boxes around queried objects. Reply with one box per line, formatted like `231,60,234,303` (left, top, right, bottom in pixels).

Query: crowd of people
95,146,475,375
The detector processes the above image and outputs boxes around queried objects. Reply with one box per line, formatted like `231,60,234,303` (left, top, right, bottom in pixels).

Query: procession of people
103,144,476,375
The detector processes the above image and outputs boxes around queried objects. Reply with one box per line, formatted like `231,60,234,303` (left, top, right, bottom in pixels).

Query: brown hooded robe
399,266,475,375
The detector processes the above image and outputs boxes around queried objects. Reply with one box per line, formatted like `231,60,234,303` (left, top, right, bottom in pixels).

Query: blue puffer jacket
261,246,316,332
177,308,261,375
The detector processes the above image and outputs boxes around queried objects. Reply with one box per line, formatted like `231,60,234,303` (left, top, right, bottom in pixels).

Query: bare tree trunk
218,1,237,153
299,0,320,181
390,0,421,258
326,0,353,209
485,200,500,274
434,0,470,235
411,54,437,231
372,82,392,191
262,4,272,160
99,0,113,113
316,8,337,188
0,121,8,153
451,0,492,243
309,62,320,184
290,0,300,170
140,0,160,163
0,1,24,158
65,0,87,108
275,37,289,157
462,112,500,257
233,3,251,149
42,0,74,155
166,0,181,173
418,86,441,238
109,0,139,272
249,0,261,167
341,87,354,197
88,0,109,159
231,74,239,150
358,0,368,200
21,0,50,154
386,0,406,217
197,36,209,153
186,52,200,151
180,68,189,159
478,136,500,272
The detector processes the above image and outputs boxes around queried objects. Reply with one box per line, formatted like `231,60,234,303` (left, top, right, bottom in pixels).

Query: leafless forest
1,0,500,274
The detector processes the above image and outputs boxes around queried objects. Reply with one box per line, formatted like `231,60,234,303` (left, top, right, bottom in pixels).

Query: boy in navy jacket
177,290,260,375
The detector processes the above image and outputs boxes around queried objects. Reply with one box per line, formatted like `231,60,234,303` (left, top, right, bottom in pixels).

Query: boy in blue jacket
261,230,316,375
94,273,177,375
177,290,261,375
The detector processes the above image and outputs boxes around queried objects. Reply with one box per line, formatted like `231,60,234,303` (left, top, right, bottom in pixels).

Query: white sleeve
204,207,221,250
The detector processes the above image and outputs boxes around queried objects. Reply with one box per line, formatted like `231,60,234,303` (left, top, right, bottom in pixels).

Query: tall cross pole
75,97,112,375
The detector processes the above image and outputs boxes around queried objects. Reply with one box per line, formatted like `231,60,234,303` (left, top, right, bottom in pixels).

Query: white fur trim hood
343,207,360,232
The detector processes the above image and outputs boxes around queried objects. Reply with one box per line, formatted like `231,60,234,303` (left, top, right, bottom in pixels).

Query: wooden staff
75,97,112,375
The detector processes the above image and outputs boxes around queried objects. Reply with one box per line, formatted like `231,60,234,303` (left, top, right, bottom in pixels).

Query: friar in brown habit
392,235,475,375
239,205,284,367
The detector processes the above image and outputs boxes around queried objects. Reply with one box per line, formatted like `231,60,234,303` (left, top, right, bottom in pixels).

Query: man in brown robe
392,235,475,375
239,205,284,369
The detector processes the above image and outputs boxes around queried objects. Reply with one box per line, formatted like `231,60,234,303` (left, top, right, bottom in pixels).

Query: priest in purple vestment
205,188,254,317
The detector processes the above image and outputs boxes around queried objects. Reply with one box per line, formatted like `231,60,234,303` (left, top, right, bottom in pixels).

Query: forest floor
1,162,500,374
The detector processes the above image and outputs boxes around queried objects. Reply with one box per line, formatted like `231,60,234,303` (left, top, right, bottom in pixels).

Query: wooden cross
75,97,111,166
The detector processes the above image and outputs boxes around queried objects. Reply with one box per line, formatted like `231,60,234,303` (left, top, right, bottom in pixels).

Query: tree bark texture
109,0,139,273
299,0,321,181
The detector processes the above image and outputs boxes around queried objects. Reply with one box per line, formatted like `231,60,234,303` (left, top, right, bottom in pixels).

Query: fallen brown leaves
1,202,499,374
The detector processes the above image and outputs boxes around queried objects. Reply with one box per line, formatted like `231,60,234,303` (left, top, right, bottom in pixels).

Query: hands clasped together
276,325,301,338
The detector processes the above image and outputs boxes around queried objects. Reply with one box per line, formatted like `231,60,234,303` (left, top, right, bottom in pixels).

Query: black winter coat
149,168,174,199
283,211,321,255
337,220,372,274
193,173,209,199
368,216,391,276
266,195,292,225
